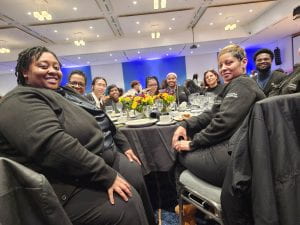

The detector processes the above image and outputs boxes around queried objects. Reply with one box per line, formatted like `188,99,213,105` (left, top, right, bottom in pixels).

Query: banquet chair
179,170,223,225
0,157,72,225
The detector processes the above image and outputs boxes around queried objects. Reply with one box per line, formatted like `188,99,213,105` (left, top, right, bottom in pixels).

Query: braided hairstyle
15,46,61,85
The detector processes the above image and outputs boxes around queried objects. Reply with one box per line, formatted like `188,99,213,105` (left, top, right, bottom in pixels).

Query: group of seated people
0,43,298,225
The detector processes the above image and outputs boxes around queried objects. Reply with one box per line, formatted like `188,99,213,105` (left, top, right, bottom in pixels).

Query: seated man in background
124,80,142,96
67,70,87,95
252,48,286,96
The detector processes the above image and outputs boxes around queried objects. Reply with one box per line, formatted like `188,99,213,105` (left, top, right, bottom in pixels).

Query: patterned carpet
155,209,179,225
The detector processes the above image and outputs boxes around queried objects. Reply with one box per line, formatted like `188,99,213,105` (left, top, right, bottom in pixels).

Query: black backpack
269,67,300,96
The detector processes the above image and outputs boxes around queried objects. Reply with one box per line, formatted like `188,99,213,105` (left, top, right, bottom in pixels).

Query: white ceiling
0,0,299,74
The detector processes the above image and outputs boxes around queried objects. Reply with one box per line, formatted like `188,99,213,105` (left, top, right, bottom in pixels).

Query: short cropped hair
218,44,247,61
253,48,274,61
68,70,87,84
130,80,140,88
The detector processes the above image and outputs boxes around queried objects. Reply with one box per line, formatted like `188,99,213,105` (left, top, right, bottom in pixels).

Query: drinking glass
116,102,123,114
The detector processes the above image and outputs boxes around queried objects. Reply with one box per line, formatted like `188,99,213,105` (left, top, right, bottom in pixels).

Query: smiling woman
0,46,156,225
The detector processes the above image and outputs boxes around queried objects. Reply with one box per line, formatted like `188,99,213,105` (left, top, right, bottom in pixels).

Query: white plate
109,117,118,122
110,113,121,117
125,118,157,127
156,120,177,126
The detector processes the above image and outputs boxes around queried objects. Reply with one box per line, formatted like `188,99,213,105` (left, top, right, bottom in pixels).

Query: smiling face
255,53,272,72
147,78,158,94
23,52,62,90
68,74,86,94
109,87,120,101
204,72,218,88
93,79,107,97
218,52,247,83
166,74,177,88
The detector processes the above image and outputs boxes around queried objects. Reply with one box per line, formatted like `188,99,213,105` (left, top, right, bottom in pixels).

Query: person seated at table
145,76,160,96
161,72,190,104
67,70,87,95
201,69,223,96
124,80,142,96
0,46,156,225
185,79,201,94
172,44,265,187
105,84,121,112
86,76,109,109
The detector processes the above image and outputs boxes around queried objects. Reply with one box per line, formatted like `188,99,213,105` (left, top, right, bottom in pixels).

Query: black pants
64,152,156,225
177,140,230,187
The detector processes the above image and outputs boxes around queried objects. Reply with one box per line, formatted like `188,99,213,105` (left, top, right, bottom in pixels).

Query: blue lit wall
60,66,92,93
122,56,186,91
245,47,261,75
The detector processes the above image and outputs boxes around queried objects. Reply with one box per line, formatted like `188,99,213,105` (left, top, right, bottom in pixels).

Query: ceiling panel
0,28,45,49
0,0,102,24
196,1,277,30
30,19,113,45
119,9,194,38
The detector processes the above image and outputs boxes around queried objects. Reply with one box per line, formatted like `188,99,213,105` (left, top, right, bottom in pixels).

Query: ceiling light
197,44,200,47
109,53,113,56
136,21,140,25
73,7,77,11
77,57,81,59
172,17,175,21
133,1,137,5
89,26,93,29
229,41,233,44
65,37,69,41
169,47,172,50
151,31,160,39
161,0,166,9
224,23,237,31
168,27,172,30
96,34,100,38
54,30,58,33
33,10,52,21
166,53,169,56
218,12,222,16
10,69,14,72
190,51,193,54
137,30,141,34
154,0,159,9
114,59,118,62
27,12,31,15
209,22,214,26
137,51,141,54
0,48,10,54
87,61,90,64
236,19,240,23
74,39,85,47
249,9,253,13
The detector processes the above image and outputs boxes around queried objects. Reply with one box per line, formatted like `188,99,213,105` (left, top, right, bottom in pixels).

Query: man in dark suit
253,48,286,96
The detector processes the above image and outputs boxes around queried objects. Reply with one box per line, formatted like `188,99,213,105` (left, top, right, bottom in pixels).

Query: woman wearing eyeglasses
145,76,160,96
86,76,109,109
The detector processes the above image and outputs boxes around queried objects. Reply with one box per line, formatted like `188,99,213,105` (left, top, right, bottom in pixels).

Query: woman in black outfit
202,69,223,95
0,46,156,225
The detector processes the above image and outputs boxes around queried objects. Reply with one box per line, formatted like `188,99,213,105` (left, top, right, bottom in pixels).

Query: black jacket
222,93,300,225
180,75,265,150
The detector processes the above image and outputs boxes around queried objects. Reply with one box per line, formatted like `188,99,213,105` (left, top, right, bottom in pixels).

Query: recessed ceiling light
89,26,93,29
73,7,77,11
96,34,100,38
136,21,140,25
109,53,113,57
190,51,193,54
236,19,240,23
114,59,118,62
172,17,175,21
133,1,137,5
166,53,169,56
137,30,141,34
168,27,172,30
54,30,58,33
27,12,32,15
87,61,90,64
209,22,214,26
218,12,223,16
229,41,233,44
249,9,253,13
169,47,172,50
137,51,140,54
78,56,81,59
65,37,69,41
10,69,14,72
197,44,200,47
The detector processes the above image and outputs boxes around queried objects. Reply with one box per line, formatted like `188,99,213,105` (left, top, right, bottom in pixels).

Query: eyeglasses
69,81,85,88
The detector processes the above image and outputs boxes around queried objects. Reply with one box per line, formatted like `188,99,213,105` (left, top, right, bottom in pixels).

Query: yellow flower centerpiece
154,92,176,112
119,94,154,113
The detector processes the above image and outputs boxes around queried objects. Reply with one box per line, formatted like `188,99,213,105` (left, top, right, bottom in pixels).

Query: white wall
91,63,125,89
185,53,218,82
0,73,17,97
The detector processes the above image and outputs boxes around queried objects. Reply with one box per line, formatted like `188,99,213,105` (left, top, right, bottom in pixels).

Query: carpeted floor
155,209,179,225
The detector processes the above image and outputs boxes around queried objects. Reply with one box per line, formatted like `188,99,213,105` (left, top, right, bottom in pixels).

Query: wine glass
116,102,123,115
155,99,164,115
